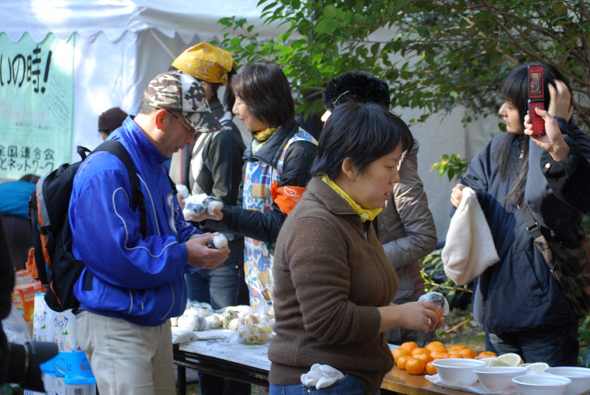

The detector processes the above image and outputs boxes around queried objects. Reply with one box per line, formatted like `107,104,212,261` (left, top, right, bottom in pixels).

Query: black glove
6,341,59,392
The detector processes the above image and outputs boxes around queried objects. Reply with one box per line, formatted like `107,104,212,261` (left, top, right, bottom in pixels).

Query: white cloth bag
442,187,500,285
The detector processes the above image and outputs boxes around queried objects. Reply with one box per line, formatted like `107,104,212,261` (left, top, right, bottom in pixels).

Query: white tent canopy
1,0,269,44
1,0,276,157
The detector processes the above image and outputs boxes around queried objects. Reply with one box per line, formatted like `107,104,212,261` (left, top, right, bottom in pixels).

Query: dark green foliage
216,0,590,130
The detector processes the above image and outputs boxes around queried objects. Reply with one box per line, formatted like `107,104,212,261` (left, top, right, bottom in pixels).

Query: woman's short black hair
311,102,414,180
500,62,572,125
322,71,390,112
231,62,294,128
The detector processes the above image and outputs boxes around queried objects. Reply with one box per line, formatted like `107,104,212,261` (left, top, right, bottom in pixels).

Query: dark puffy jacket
540,120,590,216
459,118,590,335
205,118,317,243
0,214,15,385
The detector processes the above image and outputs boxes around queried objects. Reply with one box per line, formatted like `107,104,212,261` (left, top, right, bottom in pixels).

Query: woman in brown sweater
268,102,444,395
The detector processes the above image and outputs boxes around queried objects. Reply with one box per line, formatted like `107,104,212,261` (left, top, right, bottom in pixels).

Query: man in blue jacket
69,70,230,395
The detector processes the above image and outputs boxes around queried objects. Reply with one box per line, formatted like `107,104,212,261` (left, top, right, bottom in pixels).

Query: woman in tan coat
268,102,444,395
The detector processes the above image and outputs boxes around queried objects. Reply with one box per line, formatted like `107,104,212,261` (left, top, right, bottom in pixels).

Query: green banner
0,32,74,179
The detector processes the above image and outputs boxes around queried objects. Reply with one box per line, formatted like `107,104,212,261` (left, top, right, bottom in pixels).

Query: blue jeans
270,375,375,395
488,322,579,366
186,260,250,395
186,260,249,309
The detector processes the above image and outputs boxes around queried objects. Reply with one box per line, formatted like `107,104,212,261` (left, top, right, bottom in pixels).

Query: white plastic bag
2,304,32,344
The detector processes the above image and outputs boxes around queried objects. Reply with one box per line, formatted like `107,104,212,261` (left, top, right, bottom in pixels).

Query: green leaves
430,154,469,182
216,0,590,132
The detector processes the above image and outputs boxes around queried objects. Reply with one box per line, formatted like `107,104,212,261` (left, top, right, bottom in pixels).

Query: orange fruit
430,348,447,358
478,351,498,358
458,348,478,359
449,345,468,352
426,361,438,375
392,347,409,363
434,352,450,360
401,341,419,354
411,347,431,356
416,353,434,365
426,341,445,351
397,355,409,370
448,351,463,359
406,357,426,375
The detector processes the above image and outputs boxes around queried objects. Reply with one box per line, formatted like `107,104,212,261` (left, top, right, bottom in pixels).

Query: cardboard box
12,280,45,323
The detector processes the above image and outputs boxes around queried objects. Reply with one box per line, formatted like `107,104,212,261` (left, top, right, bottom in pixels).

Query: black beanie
322,71,390,111
98,107,128,131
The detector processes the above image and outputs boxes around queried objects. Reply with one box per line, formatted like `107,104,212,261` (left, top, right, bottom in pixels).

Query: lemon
498,353,522,366
521,362,549,375
486,357,509,367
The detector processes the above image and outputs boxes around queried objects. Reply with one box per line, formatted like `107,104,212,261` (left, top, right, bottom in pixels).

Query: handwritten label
0,32,74,179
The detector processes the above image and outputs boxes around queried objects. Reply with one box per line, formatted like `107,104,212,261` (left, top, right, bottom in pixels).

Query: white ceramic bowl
512,374,572,395
473,366,529,393
431,358,487,386
544,366,590,395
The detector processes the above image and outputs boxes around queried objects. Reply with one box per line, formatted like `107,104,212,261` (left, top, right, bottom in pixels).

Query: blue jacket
0,181,36,219
69,117,198,326
459,118,590,335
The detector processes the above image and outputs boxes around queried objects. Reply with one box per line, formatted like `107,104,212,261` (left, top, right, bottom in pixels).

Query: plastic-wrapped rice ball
183,194,224,218
177,314,208,331
190,302,211,317
238,324,272,345
223,309,240,329
418,291,450,316
176,185,190,201
183,203,206,218
207,234,228,249
258,322,274,334
228,317,242,331
205,314,223,329
202,196,224,215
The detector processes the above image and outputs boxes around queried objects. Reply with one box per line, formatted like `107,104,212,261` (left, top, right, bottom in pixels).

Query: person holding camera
450,62,590,366
0,214,58,392
524,81,590,216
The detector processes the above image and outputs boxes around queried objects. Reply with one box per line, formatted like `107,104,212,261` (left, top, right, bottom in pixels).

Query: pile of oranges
392,341,497,376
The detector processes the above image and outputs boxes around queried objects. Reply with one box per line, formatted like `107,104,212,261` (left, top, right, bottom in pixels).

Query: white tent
1,0,496,240
0,0,276,158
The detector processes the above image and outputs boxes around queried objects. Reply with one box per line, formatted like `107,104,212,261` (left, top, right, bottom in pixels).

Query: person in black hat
98,107,128,141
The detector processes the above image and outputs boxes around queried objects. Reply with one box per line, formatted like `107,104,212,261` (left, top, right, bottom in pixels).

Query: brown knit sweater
268,177,399,395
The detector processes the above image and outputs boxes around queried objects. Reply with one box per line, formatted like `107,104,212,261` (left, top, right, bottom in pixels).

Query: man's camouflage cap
143,70,223,133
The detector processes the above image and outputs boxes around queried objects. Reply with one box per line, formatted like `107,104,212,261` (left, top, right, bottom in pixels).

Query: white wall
394,106,499,242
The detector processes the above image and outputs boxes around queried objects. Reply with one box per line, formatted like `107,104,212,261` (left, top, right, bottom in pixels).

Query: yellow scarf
251,127,277,154
321,174,382,222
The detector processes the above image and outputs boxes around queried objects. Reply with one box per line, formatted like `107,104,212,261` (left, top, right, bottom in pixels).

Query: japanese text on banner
0,32,74,180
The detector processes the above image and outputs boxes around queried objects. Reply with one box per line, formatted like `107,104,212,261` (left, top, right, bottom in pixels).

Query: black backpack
28,140,146,312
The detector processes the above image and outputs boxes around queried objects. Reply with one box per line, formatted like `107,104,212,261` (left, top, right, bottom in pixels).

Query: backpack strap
507,158,550,260
93,140,147,239
507,159,543,238
76,146,91,161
